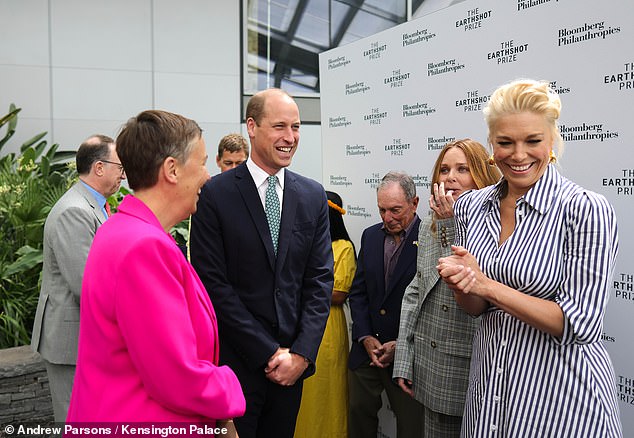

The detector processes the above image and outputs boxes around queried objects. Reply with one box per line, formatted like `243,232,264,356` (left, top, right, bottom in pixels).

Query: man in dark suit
190,88,333,438
31,134,125,422
348,171,424,438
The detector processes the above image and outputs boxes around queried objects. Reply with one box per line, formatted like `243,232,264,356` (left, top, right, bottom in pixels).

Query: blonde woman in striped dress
437,79,622,437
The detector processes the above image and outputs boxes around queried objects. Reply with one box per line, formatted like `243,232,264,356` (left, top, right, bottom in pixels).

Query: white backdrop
319,0,633,436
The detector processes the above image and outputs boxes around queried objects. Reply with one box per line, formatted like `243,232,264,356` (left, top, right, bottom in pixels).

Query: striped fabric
454,165,622,438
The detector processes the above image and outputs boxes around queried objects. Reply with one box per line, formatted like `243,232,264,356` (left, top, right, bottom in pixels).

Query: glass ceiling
244,0,427,95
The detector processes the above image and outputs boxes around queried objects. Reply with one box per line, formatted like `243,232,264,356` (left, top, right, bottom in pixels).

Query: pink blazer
67,195,245,422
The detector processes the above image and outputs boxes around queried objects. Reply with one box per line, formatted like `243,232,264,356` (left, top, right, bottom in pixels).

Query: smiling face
177,135,210,217
490,111,553,197
246,91,300,175
437,147,477,201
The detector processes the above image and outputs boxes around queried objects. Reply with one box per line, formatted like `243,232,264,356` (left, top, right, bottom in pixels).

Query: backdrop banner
319,0,633,436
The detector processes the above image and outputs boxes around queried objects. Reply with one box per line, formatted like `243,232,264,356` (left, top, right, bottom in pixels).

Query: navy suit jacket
348,216,421,370
190,163,333,383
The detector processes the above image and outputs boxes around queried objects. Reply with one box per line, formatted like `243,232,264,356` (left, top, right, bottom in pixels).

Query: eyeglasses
101,160,125,174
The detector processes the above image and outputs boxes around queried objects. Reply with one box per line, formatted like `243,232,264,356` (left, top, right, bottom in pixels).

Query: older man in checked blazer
31,135,125,422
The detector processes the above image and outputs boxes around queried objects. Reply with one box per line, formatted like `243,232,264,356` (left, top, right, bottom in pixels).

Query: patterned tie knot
265,175,281,253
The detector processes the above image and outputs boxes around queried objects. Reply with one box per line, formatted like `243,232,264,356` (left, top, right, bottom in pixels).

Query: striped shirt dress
454,165,622,438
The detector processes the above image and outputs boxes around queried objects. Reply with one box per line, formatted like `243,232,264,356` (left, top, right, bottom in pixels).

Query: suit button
275,288,281,297
442,305,449,312
431,341,437,348
417,272,421,278
379,309,386,315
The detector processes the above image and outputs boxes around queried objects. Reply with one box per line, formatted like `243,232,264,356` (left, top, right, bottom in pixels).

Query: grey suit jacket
392,214,478,417
31,181,105,364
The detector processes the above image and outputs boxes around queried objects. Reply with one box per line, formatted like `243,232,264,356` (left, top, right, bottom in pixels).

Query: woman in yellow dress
294,191,357,438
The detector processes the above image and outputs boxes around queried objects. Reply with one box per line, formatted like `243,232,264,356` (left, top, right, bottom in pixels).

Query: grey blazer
392,215,478,417
31,181,105,364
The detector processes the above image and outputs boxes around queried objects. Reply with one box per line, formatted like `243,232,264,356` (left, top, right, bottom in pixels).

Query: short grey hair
377,171,417,202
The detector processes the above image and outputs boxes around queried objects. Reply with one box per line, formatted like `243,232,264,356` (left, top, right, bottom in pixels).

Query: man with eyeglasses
31,134,125,422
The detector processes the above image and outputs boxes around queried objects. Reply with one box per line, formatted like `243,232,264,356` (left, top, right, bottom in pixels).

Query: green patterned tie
265,175,280,254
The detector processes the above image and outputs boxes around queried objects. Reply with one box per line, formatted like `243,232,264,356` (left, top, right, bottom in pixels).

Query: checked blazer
392,214,478,416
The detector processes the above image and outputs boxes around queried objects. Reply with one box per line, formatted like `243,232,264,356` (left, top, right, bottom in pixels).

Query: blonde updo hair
484,79,564,159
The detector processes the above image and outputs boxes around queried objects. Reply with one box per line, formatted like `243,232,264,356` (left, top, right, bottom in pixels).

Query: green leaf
0,106,21,150
20,132,47,151
33,140,47,160
40,155,50,178
49,151,76,164
20,147,36,164
45,143,59,160
5,246,43,276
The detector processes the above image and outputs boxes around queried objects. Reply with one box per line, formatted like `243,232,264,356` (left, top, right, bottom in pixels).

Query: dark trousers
234,373,303,438
349,363,424,438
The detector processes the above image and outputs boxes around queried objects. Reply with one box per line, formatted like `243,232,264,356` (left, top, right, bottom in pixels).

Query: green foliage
0,104,78,348
0,105,193,347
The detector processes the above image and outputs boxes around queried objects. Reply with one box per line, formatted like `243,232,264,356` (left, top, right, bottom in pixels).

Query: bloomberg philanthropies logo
402,101,436,118
402,28,436,47
328,56,351,70
428,136,456,151
428,59,465,76
558,21,621,47
549,80,571,95
412,174,431,191
559,122,619,143
345,144,371,157
345,81,371,96
329,116,351,128
329,175,352,187
517,0,557,11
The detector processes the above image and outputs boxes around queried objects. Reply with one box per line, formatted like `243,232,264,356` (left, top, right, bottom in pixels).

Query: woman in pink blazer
67,110,245,427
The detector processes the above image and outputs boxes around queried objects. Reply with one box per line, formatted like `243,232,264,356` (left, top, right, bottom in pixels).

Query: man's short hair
75,134,115,175
245,88,293,125
218,133,249,158
377,171,417,202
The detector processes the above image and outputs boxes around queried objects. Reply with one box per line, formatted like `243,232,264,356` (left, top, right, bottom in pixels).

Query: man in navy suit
190,88,333,438
348,171,424,438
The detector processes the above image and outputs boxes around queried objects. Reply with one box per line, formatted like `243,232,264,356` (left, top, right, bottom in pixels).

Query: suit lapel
235,166,276,270
418,218,442,305
368,228,387,298
276,169,296,271
73,182,105,225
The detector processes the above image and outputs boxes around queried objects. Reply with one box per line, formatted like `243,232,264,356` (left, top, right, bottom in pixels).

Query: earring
549,150,557,163
488,155,495,166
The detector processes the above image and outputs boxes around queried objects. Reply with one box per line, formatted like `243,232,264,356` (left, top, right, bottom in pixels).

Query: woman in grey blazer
393,139,500,437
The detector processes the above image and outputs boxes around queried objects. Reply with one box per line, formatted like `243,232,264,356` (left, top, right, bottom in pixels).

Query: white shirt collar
246,158,285,190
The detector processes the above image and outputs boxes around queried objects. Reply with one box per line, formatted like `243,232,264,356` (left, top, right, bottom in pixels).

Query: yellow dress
294,239,356,438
